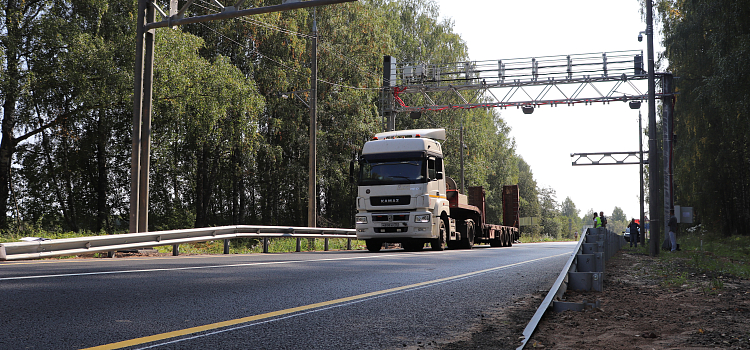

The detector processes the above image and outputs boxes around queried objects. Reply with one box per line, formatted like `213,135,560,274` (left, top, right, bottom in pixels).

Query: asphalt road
0,242,575,350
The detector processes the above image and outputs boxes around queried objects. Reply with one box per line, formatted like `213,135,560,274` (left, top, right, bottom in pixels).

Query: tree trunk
95,110,108,232
40,128,74,229
0,0,22,230
194,143,207,228
60,130,79,232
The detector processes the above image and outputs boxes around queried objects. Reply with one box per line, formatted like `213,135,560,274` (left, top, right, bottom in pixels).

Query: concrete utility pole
662,75,674,249
131,0,155,234
646,0,660,257
460,123,465,193
308,12,318,228
639,111,646,246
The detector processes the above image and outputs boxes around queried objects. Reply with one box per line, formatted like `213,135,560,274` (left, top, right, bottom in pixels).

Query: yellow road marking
82,253,568,350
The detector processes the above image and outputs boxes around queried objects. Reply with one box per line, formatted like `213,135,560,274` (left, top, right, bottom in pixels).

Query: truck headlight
355,216,368,224
414,214,430,223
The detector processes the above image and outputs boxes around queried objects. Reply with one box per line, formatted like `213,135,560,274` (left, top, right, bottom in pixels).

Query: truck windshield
358,158,425,185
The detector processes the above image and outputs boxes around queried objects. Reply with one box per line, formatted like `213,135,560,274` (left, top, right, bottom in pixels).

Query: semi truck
355,128,520,252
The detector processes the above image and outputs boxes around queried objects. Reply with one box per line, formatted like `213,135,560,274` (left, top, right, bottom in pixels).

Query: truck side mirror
436,172,443,180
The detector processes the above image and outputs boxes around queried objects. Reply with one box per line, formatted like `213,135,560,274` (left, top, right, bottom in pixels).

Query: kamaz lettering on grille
370,196,411,206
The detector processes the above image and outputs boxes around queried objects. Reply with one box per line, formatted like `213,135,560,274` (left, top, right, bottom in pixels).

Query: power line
198,22,304,75
317,36,380,80
195,0,313,38
188,1,381,91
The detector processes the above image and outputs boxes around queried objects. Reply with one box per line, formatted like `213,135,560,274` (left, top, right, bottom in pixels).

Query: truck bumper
355,211,434,240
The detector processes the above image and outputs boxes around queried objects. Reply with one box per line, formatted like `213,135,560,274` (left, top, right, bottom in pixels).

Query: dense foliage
1,0,574,236
657,0,750,235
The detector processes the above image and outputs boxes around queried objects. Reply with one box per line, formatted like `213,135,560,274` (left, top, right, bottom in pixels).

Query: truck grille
375,227,409,233
370,196,411,206
372,214,409,222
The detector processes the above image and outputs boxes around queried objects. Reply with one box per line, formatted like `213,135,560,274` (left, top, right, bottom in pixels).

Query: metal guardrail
517,228,624,349
0,225,357,261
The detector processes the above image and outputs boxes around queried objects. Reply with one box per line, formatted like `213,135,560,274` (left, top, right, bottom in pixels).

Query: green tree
3,0,542,236
606,206,627,234
561,197,579,218
10,0,135,233
517,157,540,236
150,29,264,229
656,0,750,235
560,196,582,239
611,206,626,222
538,186,560,238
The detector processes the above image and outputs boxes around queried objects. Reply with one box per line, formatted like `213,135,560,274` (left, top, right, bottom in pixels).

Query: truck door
427,157,447,206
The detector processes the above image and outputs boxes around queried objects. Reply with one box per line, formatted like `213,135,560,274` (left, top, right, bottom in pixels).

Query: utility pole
646,0,660,257
662,74,674,249
308,11,318,228
131,0,155,233
381,56,397,131
639,111,646,246
460,123,465,193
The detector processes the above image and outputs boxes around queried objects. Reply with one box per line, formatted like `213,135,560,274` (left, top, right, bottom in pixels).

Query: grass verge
628,226,750,291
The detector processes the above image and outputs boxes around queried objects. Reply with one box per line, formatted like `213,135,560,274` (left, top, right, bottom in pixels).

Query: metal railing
0,225,357,261
517,227,624,349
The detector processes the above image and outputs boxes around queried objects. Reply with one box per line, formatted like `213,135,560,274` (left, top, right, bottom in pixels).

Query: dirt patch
433,248,750,349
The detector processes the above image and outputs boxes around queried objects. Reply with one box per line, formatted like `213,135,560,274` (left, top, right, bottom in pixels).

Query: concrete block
582,243,597,254
568,271,603,292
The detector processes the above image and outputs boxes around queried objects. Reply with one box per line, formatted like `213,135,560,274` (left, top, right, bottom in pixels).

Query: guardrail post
107,250,116,258
296,238,302,252
346,238,352,250
172,244,179,256
263,237,269,253
324,238,329,251
223,239,230,254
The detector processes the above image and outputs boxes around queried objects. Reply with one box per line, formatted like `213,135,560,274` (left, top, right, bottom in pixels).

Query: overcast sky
432,0,664,221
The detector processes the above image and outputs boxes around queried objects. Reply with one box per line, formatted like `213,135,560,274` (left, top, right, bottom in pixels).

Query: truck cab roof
374,129,446,140
362,129,445,157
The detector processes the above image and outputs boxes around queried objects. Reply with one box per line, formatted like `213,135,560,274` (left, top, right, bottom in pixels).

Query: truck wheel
365,239,382,252
461,221,475,249
431,218,448,251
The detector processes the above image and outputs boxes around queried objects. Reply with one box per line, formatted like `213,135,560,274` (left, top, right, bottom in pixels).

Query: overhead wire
194,0,313,38
190,0,382,91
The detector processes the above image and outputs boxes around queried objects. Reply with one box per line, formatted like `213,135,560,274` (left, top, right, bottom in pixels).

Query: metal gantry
383,48,673,257
570,152,648,166
382,51,668,114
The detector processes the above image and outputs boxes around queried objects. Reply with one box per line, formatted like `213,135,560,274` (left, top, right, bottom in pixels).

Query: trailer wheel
365,239,382,252
431,218,448,251
490,233,503,247
461,221,475,249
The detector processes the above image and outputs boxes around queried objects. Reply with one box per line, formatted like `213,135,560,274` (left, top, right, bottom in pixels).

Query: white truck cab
355,129,453,252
